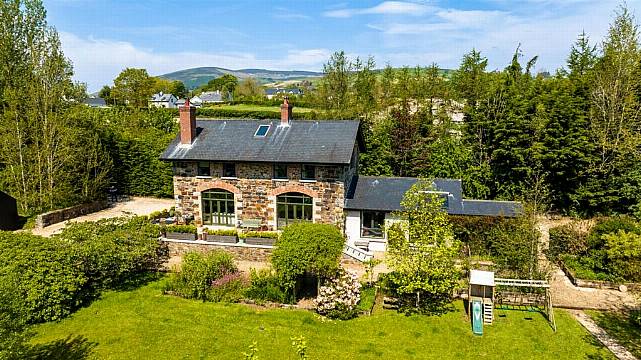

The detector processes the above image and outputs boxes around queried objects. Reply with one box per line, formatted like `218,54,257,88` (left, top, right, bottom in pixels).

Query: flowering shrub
207,270,248,303
314,269,361,320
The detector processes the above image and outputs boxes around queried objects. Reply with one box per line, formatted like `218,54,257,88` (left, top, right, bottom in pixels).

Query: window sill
272,178,289,182
221,177,238,180
196,176,212,179
300,179,317,183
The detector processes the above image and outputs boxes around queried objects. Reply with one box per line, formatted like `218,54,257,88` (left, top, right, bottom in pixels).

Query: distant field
203,103,316,113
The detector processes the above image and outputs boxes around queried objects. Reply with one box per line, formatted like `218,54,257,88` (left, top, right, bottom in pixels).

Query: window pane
362,211,385,238
273,164,287,179
223,163,236,177
301,165,315,180
255,125,270,137
276,193,313,229
202,190,235,226
198,162,210,176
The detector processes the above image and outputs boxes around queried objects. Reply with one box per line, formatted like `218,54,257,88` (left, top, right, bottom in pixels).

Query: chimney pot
280,96,293,126
179,98,196,144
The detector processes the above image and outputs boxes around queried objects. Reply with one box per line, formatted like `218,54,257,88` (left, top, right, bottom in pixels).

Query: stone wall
35,200,109,228
172,161,346,230
166,240,273,262
166,240,366,271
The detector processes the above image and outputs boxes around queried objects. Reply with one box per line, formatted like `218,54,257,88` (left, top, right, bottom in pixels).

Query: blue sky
44,0,641,91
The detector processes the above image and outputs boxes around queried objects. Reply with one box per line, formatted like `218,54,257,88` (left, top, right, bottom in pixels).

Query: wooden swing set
468,270,557,332
494,278,557,332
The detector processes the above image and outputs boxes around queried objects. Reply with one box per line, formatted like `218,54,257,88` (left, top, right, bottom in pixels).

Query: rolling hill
159,67,323,89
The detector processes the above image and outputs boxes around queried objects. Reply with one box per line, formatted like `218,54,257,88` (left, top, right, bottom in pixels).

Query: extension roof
344,176,523,217
160,119,361,165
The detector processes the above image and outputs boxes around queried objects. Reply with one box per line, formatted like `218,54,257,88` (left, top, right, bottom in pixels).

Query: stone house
161,98,522,258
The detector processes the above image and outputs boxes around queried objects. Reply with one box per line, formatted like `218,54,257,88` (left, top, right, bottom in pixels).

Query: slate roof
160,119,360,164
200,91,224,102
344,176,522,217
83,97,106,107
265,88,304,96
150,93,175,102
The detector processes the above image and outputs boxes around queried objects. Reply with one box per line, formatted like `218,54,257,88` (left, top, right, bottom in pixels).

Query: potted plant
162,224,197,241
205,229,239,243
240,231,279,246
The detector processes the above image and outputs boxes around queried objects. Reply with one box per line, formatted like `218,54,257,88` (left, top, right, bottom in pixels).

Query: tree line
314,6,641,217
2,0,640,219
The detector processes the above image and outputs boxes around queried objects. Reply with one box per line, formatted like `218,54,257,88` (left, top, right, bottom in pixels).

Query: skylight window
254,125,270,137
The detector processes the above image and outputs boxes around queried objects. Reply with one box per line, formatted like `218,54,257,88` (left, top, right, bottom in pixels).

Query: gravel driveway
31,197,174,237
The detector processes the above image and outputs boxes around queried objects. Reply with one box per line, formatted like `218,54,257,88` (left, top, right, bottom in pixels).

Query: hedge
0,217,168,323
271,223,344,297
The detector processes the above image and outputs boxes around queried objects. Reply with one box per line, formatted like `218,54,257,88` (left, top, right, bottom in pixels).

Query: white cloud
59,32,330,91
324,1,432,18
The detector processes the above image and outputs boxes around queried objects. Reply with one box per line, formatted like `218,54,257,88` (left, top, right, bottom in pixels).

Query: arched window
202,189,235,226
276,192,313,229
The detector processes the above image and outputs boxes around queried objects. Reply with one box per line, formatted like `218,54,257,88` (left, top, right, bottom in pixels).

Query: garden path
570,310,638,360
536,217,639,310
31,197,174,237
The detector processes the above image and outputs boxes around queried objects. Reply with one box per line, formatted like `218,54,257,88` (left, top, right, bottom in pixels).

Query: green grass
356,285,376,313
587,310,641,358
32,279,614,359
204,103,315,113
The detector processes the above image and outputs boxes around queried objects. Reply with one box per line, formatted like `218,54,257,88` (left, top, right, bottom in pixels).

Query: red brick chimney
179,98,196,144
280,96,292,126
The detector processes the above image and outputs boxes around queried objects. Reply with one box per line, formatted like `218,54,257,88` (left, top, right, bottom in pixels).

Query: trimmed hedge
0,232,87,323
165,107,323,120
239,231,279,239
205,228,238,236
0,217,167,323
162,224,197,234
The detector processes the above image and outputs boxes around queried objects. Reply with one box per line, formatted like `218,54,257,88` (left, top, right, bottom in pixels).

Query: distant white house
149,92,178,108
264,88,304,100
176,96,202,108
199,90,229,104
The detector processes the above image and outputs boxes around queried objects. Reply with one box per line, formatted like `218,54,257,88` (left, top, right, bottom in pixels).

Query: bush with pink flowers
314,269,361,320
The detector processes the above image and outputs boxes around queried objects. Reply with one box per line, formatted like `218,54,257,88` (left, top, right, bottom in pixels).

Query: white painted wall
344,210,407,252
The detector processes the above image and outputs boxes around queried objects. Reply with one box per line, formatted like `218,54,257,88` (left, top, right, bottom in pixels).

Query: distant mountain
159,67,323,89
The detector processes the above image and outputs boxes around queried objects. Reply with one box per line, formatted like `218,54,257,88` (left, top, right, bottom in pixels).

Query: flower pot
206,235,238,244
244,237,276,246
166,232,197,241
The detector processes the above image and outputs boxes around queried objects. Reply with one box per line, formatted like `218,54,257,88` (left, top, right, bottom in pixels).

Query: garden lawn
32,279,613,360
587,310,641,358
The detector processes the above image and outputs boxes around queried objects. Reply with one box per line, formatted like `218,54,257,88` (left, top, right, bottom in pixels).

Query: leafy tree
386,181,460,313
317,51,353,117
235,77,263,98
581,5,641,214
199,74,237,99
98,85,116,105
0,0,109,215
351,56,377,121
111,68,155,108
271,223,344,299
567,31,597,79
152,77,187,98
